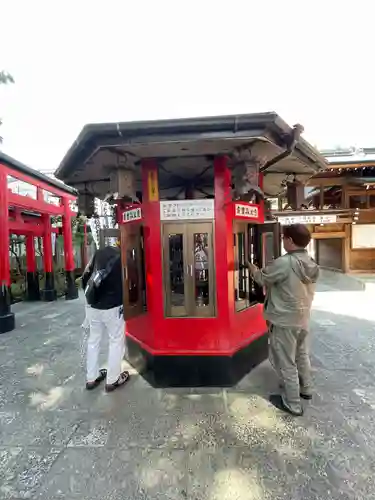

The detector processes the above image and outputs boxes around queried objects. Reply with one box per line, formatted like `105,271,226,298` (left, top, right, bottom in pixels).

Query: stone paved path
1,272,375,499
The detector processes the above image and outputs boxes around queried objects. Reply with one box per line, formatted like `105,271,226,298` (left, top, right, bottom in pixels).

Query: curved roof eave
54,113,327,181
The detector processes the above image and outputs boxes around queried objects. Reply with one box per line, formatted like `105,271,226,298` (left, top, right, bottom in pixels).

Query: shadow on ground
1,292,375,498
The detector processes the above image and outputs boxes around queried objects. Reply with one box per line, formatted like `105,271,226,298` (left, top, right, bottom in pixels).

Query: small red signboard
117,205,142,224
232,202,264,223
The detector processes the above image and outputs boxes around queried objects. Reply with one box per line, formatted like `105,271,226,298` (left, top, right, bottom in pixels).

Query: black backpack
84,255,120,306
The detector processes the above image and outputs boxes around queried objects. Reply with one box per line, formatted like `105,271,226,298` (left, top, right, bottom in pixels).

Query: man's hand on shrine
246,261,258,275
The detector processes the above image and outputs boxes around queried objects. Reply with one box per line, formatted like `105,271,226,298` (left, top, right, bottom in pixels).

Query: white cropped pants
86,305,125,385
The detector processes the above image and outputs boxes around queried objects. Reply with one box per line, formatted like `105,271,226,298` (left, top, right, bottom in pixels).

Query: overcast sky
0,0,373,172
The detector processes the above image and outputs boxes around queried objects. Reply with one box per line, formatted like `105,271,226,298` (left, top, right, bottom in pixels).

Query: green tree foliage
0,70,14,143
51,215,94,247
0,70,14,84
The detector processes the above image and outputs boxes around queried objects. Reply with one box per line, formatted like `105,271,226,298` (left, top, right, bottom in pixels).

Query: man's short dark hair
283,224,311,248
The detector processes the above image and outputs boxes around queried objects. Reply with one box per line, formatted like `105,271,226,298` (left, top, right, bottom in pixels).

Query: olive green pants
269,324,312,414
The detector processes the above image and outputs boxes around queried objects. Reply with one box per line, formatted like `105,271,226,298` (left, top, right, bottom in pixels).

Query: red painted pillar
214,156,233,349
0,169,15,333
141,159,163,349
62,198,78,299
41,213,56,301
25,235,40,301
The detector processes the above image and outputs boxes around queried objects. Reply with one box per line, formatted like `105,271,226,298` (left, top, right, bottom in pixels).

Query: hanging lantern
109,168,137,202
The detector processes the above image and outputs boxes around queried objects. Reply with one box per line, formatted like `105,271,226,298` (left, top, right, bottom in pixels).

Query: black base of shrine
0,286,15,334
65,271,78,300
25,272,40,301
41,272,57,302
126,333,269,388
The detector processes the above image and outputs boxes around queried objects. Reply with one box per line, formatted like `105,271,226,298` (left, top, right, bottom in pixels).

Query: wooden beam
336,218,353,224
312,231,346,239
272,209,351,216
307,177,350,187
347,189,373,196
319,186,324,209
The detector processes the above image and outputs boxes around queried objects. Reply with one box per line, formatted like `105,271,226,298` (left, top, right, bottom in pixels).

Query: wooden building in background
271,148,375,273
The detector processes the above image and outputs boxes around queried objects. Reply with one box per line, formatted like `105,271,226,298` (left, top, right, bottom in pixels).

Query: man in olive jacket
248,224,319,416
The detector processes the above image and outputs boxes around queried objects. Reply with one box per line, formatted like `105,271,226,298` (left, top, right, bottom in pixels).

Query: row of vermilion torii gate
0,156,80,334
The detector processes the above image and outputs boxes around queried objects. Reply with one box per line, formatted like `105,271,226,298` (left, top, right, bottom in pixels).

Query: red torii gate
0,152,78,334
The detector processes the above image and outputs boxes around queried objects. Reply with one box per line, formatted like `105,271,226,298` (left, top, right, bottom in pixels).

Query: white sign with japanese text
160,200,214,221
234,203,259,219
277,214,337,225
123,207,142,223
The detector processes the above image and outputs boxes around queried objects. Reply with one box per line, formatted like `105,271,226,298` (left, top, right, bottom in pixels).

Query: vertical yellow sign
148,170,159,202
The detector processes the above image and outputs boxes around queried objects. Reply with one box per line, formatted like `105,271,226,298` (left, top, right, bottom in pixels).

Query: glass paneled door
162,222,215,318
253,221,281,267
163,224,187,317
250,221,281,303
191,225,215,317
120,223,146,319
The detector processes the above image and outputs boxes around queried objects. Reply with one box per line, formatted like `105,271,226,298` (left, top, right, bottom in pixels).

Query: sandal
86,369,107,391
105,371,130,393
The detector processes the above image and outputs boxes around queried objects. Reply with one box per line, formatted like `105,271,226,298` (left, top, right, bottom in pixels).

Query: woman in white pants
82,245,129,392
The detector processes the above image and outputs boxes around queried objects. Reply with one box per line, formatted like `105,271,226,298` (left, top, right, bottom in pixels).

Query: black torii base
25,272,40,301
65,270,79,300
41,272,57,302
0,286,15,334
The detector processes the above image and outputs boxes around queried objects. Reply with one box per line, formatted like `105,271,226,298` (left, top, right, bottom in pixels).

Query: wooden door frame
233,220,251,311
188,222,216,318
120,223,144,319
161,222,189,317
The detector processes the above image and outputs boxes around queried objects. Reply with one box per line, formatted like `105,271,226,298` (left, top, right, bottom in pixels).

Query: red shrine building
0,151,78,334
55,113,327,386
